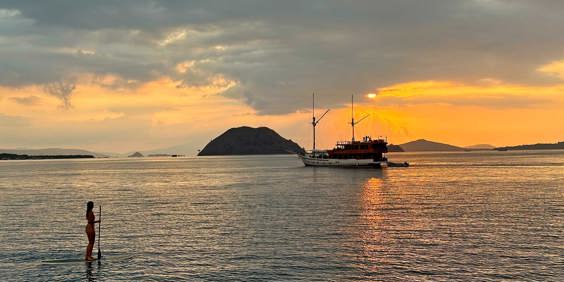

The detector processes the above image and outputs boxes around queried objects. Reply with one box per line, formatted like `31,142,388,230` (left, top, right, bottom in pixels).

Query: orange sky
1,2,563,154
1,62,563,153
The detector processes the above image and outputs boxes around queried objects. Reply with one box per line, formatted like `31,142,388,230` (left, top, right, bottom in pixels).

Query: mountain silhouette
399,139,464,152
465,144,495,150
198,126,304,156
128,151,144,157
495,141,564,151
0,148,107,157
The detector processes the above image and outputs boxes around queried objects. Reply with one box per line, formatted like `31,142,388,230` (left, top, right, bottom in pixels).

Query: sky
0,0,563,154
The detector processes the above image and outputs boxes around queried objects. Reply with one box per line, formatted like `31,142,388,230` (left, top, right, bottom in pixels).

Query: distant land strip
0,153,95,160
495,142,564,151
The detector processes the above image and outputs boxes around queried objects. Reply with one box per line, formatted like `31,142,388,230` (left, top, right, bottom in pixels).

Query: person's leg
86,231,95,260
85,229,90,260
89,233,96,259
87,243,93,259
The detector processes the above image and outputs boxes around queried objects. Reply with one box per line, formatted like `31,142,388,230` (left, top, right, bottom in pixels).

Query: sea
0,150,562,281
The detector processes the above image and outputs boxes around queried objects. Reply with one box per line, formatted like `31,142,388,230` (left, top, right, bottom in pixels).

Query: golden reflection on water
361,176,385,223
355,175,387,272
360,176,386,236
2,153,562,280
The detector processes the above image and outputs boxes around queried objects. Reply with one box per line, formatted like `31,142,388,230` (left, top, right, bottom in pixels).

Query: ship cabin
309,150,330,159
328,136,388,160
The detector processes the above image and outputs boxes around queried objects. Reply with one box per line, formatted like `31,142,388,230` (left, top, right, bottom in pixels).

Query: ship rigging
299,93,389,168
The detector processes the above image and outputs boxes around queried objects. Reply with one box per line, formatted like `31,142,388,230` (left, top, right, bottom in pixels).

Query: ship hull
300,154,387,168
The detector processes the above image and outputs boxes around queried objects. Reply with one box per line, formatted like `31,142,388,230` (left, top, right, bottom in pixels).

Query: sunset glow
2,3,563,281
0,1,562,154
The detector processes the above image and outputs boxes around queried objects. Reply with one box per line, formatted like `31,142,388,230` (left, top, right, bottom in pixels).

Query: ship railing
305,150,329,159
307,149,328,153
335,139,387,146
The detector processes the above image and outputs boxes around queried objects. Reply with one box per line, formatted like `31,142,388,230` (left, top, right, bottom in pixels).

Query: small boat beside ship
300,94,403,168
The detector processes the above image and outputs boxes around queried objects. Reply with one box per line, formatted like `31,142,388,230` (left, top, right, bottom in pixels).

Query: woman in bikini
85,201,100,261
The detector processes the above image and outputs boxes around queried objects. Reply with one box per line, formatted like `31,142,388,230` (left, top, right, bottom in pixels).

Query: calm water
0,151,562,281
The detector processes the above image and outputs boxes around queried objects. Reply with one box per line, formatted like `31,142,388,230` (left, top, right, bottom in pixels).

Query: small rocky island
198,126,305,156
128,152,144,157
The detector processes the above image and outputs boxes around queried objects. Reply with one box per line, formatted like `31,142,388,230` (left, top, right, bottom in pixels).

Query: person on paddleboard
85,201,100,261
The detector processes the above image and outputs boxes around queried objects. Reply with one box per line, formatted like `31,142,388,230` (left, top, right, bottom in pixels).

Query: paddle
97,205,102,260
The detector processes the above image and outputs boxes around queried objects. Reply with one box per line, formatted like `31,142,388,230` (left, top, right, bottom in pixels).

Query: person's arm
87,213,98,224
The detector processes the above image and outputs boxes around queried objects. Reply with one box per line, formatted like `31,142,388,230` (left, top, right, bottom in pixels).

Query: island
464,144,495,150
128,152,144,157
398,139,464,152
0,148,107,157
198,126,305,156
387,144,404,152
495,141,564,151
0,153,95,160
148,154,171,157
147,154,185,157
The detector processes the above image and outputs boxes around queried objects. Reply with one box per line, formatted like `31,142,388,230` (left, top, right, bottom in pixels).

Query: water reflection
84,261,99,281
2,153,561,280
308,166,386,183
351,172,389,275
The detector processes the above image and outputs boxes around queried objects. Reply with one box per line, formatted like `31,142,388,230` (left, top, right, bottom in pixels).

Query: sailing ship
299,94,388,168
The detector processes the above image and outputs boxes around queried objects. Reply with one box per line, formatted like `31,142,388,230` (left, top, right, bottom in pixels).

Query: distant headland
198,126,305,156
387,139,563,152
0,153,94,160
0,148,107,158
1,137,561,158
495,141,564,151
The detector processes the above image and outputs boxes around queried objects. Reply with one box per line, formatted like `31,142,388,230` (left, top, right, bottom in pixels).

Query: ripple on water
0,152,563,281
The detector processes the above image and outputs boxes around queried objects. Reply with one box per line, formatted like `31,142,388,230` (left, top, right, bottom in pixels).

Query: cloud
9,95,41,105
158,29,187,46
43,80,76,109
538,60,564,80
0,1,563,114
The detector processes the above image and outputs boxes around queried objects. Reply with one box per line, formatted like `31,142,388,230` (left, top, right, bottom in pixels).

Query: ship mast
351,95,355,142
350,94,369,142
313,93,316,150
311,93,329,151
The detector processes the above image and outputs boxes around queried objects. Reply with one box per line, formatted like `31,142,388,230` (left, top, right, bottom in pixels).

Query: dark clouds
1,0,563,113
43,80,75,109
